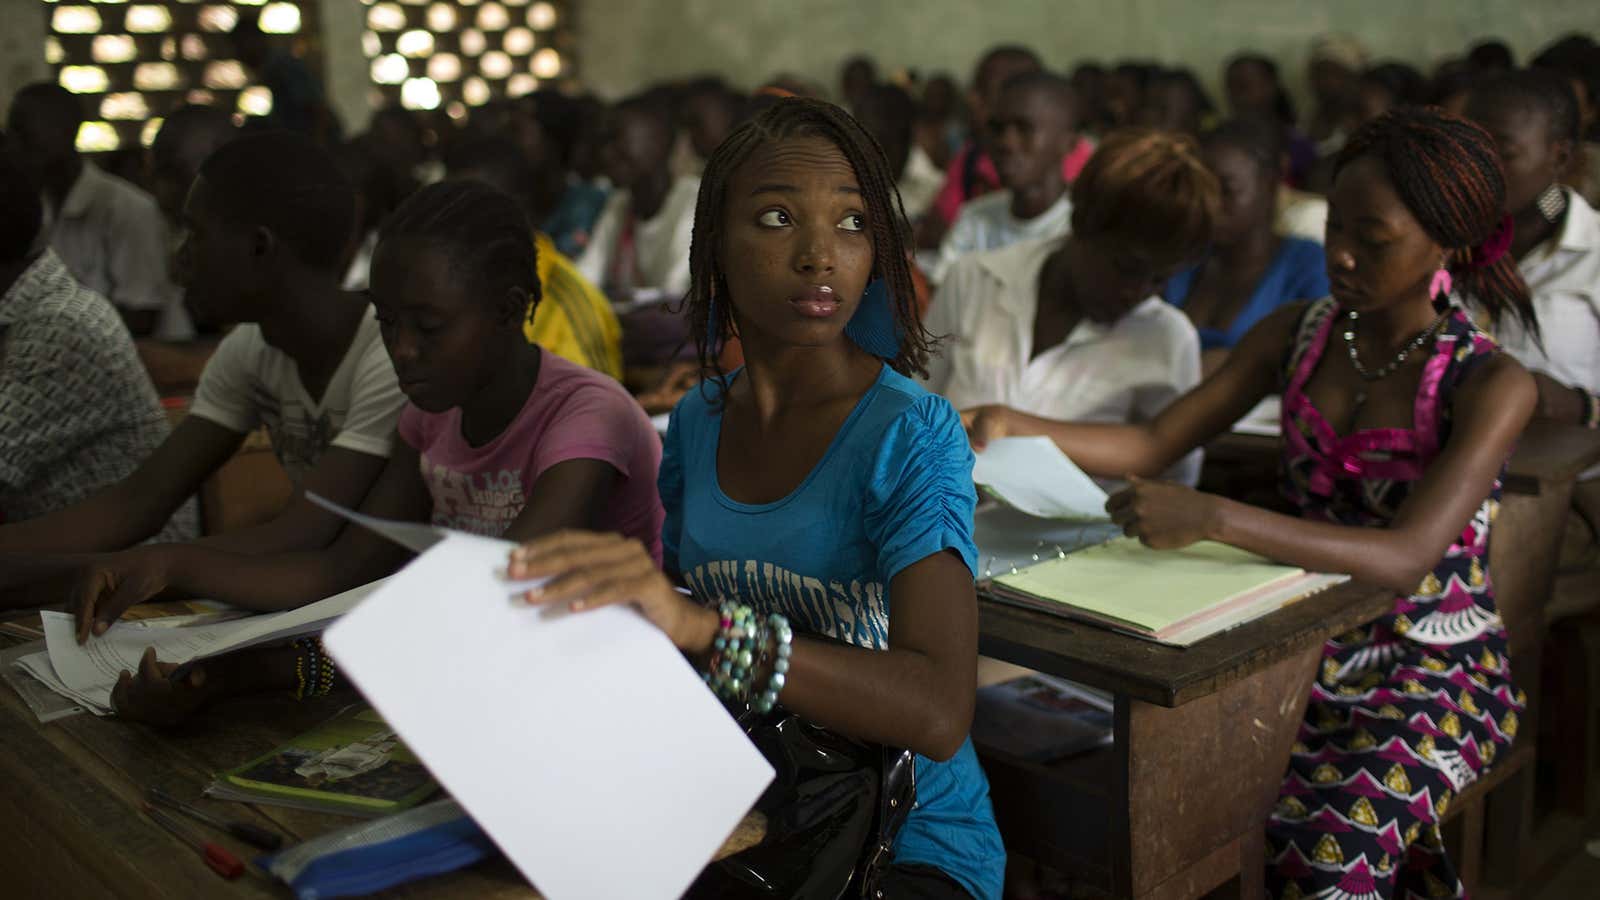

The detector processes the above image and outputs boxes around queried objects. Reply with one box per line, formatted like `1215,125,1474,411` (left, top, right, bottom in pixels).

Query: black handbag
686,707,917,900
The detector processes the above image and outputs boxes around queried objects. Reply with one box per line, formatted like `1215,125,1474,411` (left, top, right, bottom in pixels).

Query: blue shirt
661,365,1006,900
1165,236,1329,349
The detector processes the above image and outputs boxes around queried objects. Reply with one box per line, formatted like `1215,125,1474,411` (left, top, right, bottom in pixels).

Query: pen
142,803,246,880
147,787,284,851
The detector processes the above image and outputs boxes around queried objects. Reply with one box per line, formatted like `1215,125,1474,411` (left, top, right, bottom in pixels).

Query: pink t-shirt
398,352,665,563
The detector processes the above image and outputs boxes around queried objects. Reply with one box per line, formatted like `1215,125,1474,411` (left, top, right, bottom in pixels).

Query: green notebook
210,705,438,817
989,537,1311,641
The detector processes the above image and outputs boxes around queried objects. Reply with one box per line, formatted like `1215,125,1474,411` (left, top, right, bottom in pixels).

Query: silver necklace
1342,307,1450,411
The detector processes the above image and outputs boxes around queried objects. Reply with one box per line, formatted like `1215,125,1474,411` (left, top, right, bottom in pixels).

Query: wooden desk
977,582,1394,900
0,632,764,898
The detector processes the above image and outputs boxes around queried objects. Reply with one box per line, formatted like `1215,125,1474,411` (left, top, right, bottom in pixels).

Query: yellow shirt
524,233,623,380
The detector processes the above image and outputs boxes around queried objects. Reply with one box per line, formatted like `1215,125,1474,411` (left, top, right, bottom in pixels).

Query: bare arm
196,446,391,555
0,417,243,553
1108,354,1538,593
965,302,1304,476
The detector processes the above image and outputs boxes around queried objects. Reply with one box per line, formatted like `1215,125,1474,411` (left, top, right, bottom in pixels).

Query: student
0,132,404,564
576,94,701,366
1165,119,1329,370
6,82,185,338
968,108,1538,900
1305,34,1368,153
509,98,1006,900
679,79,745,175
507,90,610,259
1356,62,1429,125
444,136,624,380
925,129,1217,487
0,153,195,540
105,180,663,721
576,94,700,302
921,45,1044,245
1224,54,1317,187
931,72,1080,283
1466,69,1600,430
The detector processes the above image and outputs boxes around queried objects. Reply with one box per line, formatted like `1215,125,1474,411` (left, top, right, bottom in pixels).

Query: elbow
1375,545,1435,596
912,695,973,762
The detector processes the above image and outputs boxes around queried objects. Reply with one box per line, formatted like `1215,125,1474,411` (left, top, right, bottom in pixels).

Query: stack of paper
972,436,1109,521
987,537,1348,646
322,532,775,900
9,579,384,717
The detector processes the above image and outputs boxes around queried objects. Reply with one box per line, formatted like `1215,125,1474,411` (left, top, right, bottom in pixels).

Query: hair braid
1334,106,1537,337
684,97,930,403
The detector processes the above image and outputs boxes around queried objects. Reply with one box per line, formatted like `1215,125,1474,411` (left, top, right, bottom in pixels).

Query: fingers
507,530,629,578
526,552,661,609
97,577,153,637
1105,487,1135,517
138,646,163,681
72,569,108,645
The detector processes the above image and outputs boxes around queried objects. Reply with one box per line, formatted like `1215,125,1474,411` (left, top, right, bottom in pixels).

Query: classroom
1,1,1599,897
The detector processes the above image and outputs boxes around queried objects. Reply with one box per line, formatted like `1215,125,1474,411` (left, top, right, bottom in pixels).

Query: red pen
142,803,246,880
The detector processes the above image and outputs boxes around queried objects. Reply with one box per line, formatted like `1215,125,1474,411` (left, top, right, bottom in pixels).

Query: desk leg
1115,645,1322,900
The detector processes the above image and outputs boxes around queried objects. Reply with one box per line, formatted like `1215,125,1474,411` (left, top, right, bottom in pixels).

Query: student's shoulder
870,368,964,439
92,168,163,220
540,353,647,419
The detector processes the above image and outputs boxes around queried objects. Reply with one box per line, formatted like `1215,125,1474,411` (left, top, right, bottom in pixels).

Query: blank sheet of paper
322,532,773,900
973,436,1110,521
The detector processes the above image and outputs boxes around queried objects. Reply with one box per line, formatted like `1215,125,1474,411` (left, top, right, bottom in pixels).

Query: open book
985,537,1348,647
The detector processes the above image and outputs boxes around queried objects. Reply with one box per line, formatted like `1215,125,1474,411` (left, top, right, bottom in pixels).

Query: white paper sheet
321,532,774,900
649,412,672,435
973,436,1110,521
33,578,386,711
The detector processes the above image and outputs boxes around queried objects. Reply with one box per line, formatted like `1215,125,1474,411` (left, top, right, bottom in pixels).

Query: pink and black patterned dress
1265,298,1526,900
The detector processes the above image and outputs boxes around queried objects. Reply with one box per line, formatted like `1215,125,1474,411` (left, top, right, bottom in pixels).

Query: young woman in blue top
1165,119,1329,373
510,98,1006,900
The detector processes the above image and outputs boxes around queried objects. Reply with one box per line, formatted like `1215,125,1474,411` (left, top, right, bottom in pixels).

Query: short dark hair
1361,62,1429,107
1467,40,1515,72
974,45,1043,91
442,136,535,199
1202,117,1286,175
0,153,42,261
612,92,677,145
1071,128,1218,264
1225,54,1297,126
1532,39,1600,112
8,82,83,134
998,70,1080,125
377,179,540,323
1468,68,1581,145
196,131,357,271
687,98,931,385
151,104,238,170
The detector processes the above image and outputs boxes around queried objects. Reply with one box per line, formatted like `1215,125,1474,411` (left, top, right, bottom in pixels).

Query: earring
1535,183,1568,224
1428,265,1453,300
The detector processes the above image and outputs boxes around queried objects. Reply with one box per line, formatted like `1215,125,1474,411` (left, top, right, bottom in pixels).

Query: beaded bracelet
291,637,338,700
706,602,759,701
752,614,792,714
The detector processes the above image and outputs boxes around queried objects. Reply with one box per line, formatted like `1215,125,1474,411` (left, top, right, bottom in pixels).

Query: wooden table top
978,580,1396,708
0,627,763,898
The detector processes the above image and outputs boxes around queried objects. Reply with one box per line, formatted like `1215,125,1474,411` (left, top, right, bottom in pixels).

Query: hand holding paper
972,436,1110,521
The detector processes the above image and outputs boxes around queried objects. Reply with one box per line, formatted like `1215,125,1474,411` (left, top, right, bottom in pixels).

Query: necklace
1342,307,1451,412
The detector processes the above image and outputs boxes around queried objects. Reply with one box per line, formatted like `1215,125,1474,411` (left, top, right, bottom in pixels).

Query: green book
208,705,438,817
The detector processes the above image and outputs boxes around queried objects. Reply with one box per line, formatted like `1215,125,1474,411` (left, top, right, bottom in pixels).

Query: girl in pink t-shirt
101,180,662,724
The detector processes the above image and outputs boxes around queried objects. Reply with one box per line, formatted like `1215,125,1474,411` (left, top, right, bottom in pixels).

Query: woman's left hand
1105,477,1225,550
508,531,719,655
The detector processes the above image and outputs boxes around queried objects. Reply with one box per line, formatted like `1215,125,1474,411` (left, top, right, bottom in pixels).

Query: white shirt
931,189,1073,284
187,304,405,485
1276,187,1328,245
576,175,699,299
1493,187,1600,397
897,144,945,222
43,163,193,339
924,236,1203,486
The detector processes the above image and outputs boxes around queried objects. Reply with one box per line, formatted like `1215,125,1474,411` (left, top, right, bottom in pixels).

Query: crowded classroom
2,2,1600,898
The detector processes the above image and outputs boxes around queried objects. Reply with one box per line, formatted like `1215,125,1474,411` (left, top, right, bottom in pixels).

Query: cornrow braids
684,97,931,398
1334,107,1537,337
378,179,541,327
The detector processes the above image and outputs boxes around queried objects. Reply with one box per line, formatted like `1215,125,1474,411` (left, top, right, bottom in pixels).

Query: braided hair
684,97,931,385
377,179,541,327
1334,107,1537,335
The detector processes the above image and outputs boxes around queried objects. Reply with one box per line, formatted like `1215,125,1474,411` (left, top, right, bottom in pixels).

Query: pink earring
1429,266,1453,300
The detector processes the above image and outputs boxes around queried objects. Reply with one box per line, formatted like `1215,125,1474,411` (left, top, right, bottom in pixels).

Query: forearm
1209,497,1433,594
195,505,343,556
160,543,398,611
1004,410,1174,479
770,638,973,760
0,482,181,553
